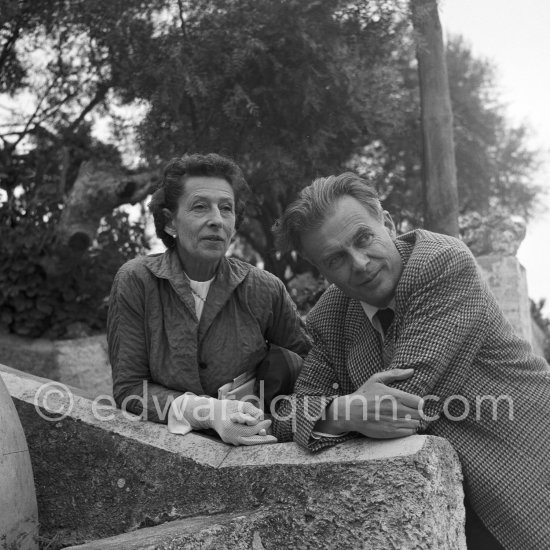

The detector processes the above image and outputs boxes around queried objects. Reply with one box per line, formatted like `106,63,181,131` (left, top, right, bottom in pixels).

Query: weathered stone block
0,371,38,550
477,255,533,344
1,364,466,549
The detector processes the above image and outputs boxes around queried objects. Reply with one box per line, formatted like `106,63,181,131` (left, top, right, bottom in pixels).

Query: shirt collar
360,298,396,327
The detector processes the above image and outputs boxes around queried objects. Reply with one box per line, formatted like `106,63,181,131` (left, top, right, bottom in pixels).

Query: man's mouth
360,271,379,285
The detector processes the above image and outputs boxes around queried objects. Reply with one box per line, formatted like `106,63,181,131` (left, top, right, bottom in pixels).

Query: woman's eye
193,203,206,211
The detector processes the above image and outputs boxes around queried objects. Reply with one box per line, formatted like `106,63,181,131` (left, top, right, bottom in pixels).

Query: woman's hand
174,395,278,445
210,399,278,445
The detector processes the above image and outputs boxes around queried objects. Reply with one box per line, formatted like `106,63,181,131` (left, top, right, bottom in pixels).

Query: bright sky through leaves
440,0,550,314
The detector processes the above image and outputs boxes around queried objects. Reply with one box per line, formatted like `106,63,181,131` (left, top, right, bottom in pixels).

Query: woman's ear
163,208,176,238
382,211,397,239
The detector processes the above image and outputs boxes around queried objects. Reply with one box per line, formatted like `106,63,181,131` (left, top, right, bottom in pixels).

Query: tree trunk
411,0,459,237
55,160,159,252
41,161,160,276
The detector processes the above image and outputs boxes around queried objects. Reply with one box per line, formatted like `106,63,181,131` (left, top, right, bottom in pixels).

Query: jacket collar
143,249,251,336
394,231,416,269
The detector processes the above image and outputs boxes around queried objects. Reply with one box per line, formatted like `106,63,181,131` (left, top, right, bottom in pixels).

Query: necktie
375,308,394,335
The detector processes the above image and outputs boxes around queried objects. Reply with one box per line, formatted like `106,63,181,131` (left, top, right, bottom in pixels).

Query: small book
217,368,257,402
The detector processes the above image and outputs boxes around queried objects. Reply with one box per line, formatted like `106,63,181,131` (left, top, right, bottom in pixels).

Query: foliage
0,0,545,337
1,0,155,337
0,194,147,337
287,272,329,317
123,0,410,278
350,34,542,232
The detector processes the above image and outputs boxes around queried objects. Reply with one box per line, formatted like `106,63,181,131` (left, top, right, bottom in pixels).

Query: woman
107,153,310,445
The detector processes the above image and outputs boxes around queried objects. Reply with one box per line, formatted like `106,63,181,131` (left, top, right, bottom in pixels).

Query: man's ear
382,211,397,238
163,208,176,237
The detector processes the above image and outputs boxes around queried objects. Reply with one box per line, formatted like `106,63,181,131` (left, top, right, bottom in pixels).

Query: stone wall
1,364,467,550
476,254,545,356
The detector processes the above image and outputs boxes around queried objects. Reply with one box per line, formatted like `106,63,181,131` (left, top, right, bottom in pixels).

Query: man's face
300,196,403,307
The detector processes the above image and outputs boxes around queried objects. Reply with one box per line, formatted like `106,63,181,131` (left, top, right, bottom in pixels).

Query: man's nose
350,248,369,272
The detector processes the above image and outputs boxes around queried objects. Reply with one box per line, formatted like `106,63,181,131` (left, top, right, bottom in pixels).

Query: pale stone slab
55,335,112,397
477,255,533,344
0,374,38,550
0,365,231,469
0,332,112,398
2,364,466,549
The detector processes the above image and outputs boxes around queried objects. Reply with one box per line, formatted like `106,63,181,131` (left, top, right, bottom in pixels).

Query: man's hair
148,153,250,248
273,172,383,254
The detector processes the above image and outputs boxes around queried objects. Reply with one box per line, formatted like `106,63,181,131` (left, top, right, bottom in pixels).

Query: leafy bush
0,199,147,338
287,272,329,317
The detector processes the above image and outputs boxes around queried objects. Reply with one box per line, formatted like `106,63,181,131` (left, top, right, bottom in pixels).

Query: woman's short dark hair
149,153,250,248
273,172,383,255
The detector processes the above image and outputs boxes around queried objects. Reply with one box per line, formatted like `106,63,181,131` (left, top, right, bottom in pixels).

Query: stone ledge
0,364,428,469
1,364,466,549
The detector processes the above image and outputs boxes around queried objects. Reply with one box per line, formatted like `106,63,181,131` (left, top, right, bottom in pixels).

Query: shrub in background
0,199,147,338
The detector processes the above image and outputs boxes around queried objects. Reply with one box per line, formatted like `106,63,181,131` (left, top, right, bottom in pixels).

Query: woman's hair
273,172,383,254
149,153,250,248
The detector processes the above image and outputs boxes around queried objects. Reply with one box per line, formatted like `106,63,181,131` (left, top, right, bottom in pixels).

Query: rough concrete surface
0,332,111,398
2,364,466,550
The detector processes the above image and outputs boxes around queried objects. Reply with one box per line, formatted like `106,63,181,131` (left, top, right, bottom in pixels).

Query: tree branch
66,82,111,133
54,160,160,255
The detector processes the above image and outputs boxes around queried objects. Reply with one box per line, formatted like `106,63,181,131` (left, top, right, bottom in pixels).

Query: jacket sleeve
107,266,184,423
264,275,312,357
271,318,355,451
390,243,487,424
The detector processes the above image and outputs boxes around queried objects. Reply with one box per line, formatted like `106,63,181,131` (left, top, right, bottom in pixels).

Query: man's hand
345,368,423,438
315,368,423,439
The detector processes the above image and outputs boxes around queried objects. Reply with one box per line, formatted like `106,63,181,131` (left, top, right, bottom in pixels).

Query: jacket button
199,362,207,370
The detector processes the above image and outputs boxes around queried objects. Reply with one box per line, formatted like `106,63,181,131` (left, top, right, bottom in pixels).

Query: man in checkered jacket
271,172,550,550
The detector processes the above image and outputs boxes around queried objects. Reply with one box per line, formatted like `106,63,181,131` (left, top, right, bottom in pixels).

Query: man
271,172,550,550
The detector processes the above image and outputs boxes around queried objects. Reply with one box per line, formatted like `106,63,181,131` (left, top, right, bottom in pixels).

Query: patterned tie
375,308,394,335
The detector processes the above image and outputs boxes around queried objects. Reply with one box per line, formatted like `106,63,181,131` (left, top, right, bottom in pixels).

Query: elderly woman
107,153,309,445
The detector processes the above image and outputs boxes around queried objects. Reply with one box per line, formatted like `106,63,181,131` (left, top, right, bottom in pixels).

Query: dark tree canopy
0,0,543,336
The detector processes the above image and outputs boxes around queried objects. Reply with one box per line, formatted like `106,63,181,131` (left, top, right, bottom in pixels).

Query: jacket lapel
344,299,384,389
145,249,197,319
197,258,249,342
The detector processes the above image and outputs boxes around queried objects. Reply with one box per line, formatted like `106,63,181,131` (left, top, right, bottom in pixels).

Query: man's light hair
273,172,383,255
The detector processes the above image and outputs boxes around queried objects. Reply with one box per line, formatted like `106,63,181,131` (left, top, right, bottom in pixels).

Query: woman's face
165,176,236,279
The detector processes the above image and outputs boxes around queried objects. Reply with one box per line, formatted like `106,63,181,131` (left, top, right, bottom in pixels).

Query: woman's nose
207,207,223,227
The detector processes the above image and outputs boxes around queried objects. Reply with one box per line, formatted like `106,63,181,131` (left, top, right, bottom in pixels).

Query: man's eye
356,233,373,247
220,204,234,213
327,255,344,269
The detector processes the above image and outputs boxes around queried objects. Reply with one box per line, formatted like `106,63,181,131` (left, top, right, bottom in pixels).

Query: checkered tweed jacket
272,229,550,550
